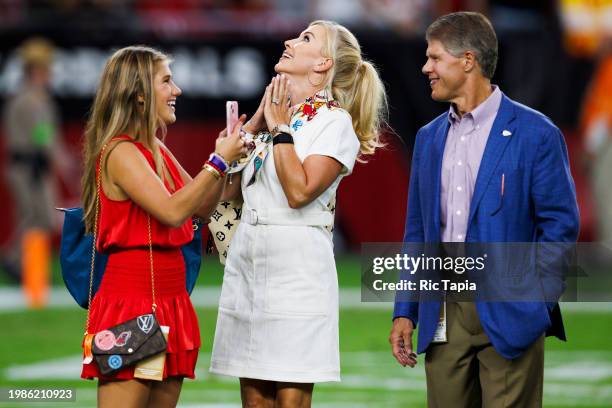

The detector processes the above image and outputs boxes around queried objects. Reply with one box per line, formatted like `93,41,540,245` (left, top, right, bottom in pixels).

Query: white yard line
6,351,612,380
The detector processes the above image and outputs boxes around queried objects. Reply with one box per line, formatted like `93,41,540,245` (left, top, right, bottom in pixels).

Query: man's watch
271,124,293,137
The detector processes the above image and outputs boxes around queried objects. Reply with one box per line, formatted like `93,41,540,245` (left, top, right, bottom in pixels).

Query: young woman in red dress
80,46,247,407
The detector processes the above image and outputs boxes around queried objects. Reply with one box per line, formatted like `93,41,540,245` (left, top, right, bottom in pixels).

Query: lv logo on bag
137,314,154,334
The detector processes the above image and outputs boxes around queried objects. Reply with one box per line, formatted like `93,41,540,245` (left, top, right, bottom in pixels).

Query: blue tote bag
59,207,202,309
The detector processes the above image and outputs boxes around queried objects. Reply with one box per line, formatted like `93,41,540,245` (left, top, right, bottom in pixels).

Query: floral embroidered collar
243,90,339,186
290,90,340,131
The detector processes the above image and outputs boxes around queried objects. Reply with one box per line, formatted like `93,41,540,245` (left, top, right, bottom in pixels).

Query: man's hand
389,317,417,367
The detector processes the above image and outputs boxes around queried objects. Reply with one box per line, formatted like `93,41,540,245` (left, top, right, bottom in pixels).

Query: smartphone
226,101,239,136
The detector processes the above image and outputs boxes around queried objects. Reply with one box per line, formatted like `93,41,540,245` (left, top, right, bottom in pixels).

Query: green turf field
0,256,611,407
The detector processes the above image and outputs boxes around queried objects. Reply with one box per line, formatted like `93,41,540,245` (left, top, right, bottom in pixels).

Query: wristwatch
271,124,293,137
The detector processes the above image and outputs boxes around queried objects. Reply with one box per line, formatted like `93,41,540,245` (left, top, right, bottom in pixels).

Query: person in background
1,37,72,282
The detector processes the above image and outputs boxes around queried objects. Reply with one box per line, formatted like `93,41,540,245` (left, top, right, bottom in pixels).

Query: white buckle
244,208,258,225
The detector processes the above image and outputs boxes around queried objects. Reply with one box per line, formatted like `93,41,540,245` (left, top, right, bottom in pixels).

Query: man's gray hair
426,12,498,79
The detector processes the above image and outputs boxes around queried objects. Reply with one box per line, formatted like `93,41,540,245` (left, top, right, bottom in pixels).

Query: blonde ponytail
310,20,388,160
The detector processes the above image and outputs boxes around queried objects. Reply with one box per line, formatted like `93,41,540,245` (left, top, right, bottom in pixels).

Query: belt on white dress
241,207,333,227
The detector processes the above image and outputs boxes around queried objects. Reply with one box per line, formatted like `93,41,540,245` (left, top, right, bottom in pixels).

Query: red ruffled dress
81,135,201,381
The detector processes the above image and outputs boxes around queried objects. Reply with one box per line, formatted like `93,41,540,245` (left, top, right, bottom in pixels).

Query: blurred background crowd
1,0,611,283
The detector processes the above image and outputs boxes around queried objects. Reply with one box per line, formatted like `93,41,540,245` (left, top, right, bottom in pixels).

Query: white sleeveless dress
209,105,360,383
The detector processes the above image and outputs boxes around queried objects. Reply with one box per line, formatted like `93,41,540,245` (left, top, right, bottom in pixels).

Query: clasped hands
244,74,293,136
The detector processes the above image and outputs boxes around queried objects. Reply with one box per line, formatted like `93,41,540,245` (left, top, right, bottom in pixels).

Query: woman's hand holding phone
215,114,248,163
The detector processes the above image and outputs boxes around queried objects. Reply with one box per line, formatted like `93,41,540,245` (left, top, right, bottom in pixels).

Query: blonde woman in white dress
210,20,388,408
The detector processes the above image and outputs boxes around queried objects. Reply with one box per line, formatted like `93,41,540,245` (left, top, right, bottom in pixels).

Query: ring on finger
272,98,280,105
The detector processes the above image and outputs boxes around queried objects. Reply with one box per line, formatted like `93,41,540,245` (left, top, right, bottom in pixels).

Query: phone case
226,101,239,135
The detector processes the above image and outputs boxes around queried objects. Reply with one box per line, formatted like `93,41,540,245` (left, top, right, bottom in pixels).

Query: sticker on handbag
95,330,116,351
108,355,122,370
137,314,154,334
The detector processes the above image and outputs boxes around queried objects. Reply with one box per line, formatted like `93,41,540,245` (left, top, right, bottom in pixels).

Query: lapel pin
502,130,512,137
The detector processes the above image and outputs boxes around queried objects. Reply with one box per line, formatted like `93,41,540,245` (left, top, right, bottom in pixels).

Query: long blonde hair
310,20,388,159
81,45,169,233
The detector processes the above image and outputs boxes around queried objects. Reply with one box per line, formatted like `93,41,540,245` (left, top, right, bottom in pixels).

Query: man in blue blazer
389,12,579,407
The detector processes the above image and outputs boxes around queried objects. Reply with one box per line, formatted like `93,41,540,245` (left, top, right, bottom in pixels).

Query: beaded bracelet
208,152,229,173
206,160,225,177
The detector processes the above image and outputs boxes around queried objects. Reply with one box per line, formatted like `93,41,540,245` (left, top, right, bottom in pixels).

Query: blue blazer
393,94,580,360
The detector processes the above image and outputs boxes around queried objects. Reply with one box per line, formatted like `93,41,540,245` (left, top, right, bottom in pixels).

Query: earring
307,70,325,87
